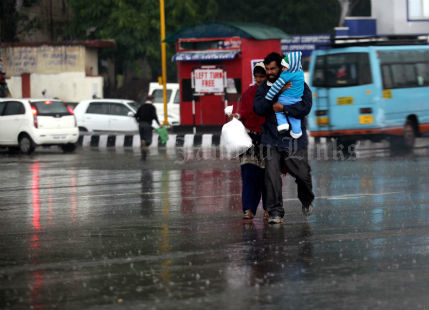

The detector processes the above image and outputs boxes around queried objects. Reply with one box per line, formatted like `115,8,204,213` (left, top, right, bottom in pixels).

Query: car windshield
174,91,180,104
127,101,138,111
152,89,172,103
32,100,71,115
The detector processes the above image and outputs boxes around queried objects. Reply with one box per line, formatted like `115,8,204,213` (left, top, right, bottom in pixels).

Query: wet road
1,146,429,310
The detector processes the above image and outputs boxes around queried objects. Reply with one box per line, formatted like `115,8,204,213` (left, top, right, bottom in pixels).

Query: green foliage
67,0,219,80
0,0,40,42
65,0,355,81
214,0,340,34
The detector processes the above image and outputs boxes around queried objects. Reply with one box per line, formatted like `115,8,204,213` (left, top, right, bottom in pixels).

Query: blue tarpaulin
172,50,240,62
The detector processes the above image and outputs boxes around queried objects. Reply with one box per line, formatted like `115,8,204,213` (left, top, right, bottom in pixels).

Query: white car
0,98,79,154
73,99,140,133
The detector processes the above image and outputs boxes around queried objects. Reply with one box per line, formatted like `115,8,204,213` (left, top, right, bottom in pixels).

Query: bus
308,38,429,151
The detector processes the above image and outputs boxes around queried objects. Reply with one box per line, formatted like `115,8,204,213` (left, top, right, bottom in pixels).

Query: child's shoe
277,123,289,135
290,130,302,139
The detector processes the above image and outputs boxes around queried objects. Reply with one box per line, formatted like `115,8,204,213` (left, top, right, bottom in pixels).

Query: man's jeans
264,147,314,218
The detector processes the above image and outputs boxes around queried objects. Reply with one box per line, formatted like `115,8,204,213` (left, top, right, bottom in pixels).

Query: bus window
312,53,372,87
379,50,429,89
387,63,421,88
416,63,429,86
381,65,393,89
403,64,418,86
391,64,408,88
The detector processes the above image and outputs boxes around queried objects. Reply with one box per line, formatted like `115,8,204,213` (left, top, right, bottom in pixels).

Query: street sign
282,35,331,56
193,68,225,93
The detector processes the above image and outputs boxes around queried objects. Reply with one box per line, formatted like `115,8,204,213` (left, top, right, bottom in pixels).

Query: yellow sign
359,115,374,124
316,117,329,126
383,89,392,99
337,97,354,105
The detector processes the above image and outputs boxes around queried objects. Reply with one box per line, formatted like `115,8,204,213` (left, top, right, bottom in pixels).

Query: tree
0,0,39,42
213,0,340,34
67,0,218,83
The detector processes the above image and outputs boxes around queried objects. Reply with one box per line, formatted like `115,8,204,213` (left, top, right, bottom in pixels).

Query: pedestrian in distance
0,59,11,98
135,95,160,161
253,52,315,224
230,62,269,220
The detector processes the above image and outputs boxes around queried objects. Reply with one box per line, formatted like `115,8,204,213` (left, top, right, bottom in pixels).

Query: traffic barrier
77,133,429,155
77,133,222,149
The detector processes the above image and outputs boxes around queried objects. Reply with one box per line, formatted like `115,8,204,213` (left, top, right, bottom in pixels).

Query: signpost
191,66,227,133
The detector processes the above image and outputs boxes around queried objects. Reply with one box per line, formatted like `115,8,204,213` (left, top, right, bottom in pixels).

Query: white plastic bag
220,118,253,159
224,105,233,116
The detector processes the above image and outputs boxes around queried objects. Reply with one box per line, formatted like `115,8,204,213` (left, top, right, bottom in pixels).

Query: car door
0,101,7,144
0,101,26,144
108,102,137,131
84,102,111,132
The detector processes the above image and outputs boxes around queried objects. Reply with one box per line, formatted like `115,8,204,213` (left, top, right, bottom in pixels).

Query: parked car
0,98,79,154
73,99,140,133
148,82,180,125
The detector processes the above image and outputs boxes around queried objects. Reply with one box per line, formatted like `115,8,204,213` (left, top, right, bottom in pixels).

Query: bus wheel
389,121,415,153
403,121,416,149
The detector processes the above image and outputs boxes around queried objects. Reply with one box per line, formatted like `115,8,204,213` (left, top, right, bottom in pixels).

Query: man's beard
268,75,277,83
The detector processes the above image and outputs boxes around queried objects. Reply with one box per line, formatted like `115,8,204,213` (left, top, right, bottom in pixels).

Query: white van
148,82,180,125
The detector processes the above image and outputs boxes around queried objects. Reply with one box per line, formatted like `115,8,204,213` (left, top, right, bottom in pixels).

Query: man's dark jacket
253,82,312,152
135,103,160,125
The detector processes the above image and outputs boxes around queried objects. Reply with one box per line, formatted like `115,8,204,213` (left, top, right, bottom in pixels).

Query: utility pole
159,0,169,126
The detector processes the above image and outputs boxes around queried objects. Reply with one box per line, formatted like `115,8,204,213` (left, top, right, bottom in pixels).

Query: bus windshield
312,52,372,87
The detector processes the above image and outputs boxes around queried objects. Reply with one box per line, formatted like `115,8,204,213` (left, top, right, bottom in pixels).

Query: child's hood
282,51,303,73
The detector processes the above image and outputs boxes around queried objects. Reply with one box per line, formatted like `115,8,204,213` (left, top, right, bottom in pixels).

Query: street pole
159,0,169,126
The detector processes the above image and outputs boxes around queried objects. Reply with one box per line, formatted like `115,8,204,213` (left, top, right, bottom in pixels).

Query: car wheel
61,143,77,153
78,127,88,132
19,134,35,154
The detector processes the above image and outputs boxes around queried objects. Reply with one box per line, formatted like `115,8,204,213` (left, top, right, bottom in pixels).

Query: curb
77,133,429,151
77,133,221,149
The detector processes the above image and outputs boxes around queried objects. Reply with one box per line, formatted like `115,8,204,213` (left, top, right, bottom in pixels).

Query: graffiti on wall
2,46,85,76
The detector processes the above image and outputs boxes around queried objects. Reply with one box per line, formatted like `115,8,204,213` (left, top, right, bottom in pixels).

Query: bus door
311,52,376,131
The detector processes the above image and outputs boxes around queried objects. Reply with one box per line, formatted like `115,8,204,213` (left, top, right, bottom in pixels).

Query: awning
172,50,240,62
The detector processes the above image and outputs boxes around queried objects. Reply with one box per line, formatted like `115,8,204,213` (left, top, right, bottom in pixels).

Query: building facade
1,40,114,101
372,0,429,35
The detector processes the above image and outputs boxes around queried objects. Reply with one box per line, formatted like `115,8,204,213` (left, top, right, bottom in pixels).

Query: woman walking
231,63,268,220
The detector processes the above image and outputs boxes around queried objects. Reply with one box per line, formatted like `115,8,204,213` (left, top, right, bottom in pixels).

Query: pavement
1,147,429,309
